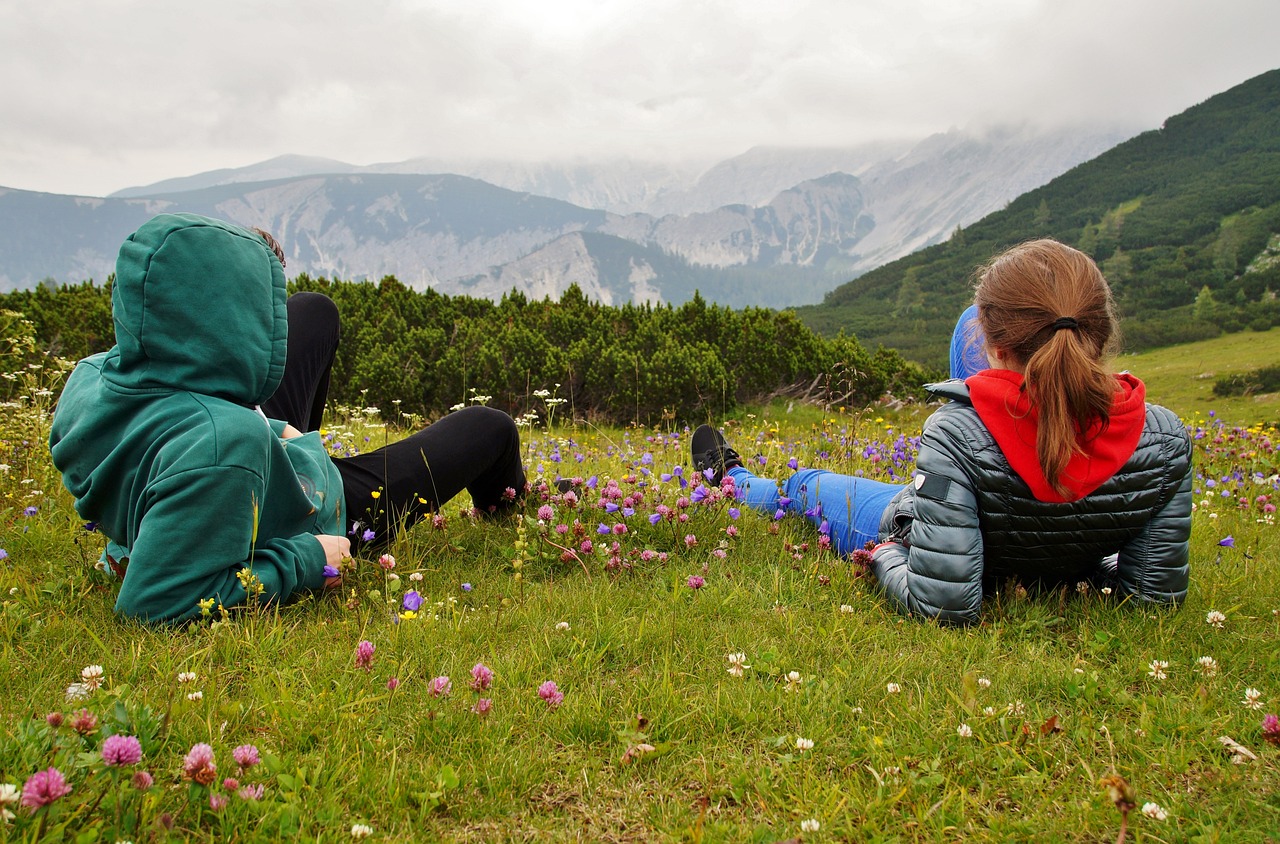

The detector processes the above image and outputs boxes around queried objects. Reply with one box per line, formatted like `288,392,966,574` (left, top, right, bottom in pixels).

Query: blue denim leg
729,466,903,557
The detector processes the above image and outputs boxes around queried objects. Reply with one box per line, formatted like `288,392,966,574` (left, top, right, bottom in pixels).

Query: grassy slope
1121,325,1280,425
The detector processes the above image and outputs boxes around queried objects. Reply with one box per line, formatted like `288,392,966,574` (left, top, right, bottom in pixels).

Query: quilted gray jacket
872,380,1192,626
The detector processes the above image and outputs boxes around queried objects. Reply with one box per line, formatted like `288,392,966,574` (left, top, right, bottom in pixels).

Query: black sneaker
691,424,742,485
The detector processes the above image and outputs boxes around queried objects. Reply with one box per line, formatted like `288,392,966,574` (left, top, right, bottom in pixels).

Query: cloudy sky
2,0,1277,197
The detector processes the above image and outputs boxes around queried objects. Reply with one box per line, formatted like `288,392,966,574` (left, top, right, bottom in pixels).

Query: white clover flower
795,737,814,752
886,682,901,694
1141,802,1168,821
800,818,820,833
80,664,104,691
977,677,991,689
65,682,90,702
956,723,973,738
177,671,198,684
1101,587,1113,595
1148,660,1169,681
351,824,374,838
982,706,996,716
0,782,19,822
726,653,750,678
1196,656,1218,677
839,604,855,614
1205,610,1227,628
187,691,204,702
1006,700,1025,716
1076,581,1089,594
555,621,570,631
784,671,803,692
1243,687,1264,710
409,572,423,582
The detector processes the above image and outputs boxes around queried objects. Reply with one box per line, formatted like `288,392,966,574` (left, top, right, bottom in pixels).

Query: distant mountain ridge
2,125,1130,306
798,67,1280,366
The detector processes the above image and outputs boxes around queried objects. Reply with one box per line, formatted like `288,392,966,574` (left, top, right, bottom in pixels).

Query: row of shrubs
1213,365,1280,398
0,277,931,425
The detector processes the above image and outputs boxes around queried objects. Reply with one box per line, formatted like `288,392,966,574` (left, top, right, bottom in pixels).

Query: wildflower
977,677,992,689
387,677,400,691
800,818,820,833
537,505,554,521
80,664,105,691
472,698,493,717
232,744,260,770
839,604,855,614
238,784,264,801
323,564,340,578
187,691,203,702
0,549,7,561
795,736,814,752
1006,700,1026,716
726,652,750,678
402,591,424,612
69,708,98,735
65,682,91,701
428,676,452,698
0,783,19,822
45,712,62,728
178,671,197,684
1205,610,1227,628
538,680,564,709
1262,714,1280,745
1243,688,1264,710
131,770,153,790
886,682,901,694
957,723,973,738
378,553,395,570
362,529,376,542
1218,536,1235,548
555,621,570,631
1148,660,1169,681
22,506,37,517
1141,802,1168,821
102,734,143,767
351,824,374,838
785,671,804,692
461,582,472,592
209,793,229,811
1197,656,1219,677
182,743,218,786
409,572,423,582
982,706,996,716
470,663,494,691
686,575,705,590
20,768,71,808
222,777,240,791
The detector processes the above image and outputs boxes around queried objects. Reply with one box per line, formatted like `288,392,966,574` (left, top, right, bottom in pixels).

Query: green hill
798,68,1280,369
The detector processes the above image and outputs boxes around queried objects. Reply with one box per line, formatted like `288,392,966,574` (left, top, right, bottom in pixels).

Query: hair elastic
1050,316,1079,332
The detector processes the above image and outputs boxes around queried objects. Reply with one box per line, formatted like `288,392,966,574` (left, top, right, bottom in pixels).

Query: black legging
261,292,527,549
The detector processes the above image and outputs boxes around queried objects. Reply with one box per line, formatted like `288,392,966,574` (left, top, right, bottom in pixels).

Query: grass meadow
1,336,1278,842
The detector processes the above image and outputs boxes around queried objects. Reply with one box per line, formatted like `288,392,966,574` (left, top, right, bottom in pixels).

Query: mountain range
0,125,1129,306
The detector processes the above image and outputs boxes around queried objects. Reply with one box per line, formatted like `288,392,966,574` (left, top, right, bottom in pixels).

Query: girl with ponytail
696,239,1192,625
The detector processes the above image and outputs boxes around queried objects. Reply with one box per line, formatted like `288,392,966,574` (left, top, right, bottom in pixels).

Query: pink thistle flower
470,663,494,691
686,575,705,590
182,743,218,786
238,783,265,801
428,676,452,698
132,770,154,790
355,640,375,671
472,698,493,717
538,680,564,709
101,734,143,766
209,793,229,812
232,744,260,770
20,767,72,809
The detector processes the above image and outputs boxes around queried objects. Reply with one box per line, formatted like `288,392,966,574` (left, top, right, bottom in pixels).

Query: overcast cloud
2,0,1277,197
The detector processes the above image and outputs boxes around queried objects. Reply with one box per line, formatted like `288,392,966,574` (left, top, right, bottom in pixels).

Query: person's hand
280,424,304,439
315,534,351,589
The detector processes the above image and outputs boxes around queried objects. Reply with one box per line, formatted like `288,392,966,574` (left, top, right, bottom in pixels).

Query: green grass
1120,325,1280,426
2,355,1279,842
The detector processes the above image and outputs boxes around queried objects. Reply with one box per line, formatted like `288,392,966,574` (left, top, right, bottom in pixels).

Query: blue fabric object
729,466,901,556
949,304,986,380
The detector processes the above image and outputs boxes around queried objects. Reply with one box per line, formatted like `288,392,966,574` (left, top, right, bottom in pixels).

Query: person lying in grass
694,239,1192,625
50,213,526,623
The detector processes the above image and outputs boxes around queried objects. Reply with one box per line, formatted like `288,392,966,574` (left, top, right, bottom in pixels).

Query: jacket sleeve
115,464,327,623
872,414,985,625
1115,433,1192,604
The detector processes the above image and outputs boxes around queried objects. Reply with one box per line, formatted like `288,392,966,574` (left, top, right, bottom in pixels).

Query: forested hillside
798,68,1280,368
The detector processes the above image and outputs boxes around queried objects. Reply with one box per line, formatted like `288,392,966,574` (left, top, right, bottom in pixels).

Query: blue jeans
729,307,985,554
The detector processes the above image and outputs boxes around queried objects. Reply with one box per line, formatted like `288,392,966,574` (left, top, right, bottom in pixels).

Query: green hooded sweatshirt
50,213,345,623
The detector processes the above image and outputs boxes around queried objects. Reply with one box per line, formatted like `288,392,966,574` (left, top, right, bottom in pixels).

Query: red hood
964,369,1147,503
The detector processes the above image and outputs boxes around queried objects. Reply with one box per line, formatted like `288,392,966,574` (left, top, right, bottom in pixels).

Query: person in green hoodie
50,213,526,623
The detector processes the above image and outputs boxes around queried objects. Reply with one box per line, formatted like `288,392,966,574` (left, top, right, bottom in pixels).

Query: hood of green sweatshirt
103,213,288,406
